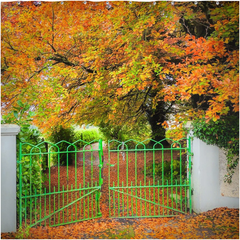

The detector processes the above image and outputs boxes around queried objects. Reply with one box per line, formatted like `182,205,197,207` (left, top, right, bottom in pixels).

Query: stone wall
219,149,239,198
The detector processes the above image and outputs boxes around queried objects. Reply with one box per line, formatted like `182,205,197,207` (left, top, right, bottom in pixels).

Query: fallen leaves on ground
1,207,239,239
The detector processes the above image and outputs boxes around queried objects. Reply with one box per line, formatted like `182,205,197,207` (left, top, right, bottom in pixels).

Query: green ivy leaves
192,115,239,183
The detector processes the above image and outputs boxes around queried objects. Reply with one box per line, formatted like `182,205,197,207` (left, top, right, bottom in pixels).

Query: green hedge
99,120,152,149
48,126,76,166
74,128,103,148
145,159,187,182
48,127,102,165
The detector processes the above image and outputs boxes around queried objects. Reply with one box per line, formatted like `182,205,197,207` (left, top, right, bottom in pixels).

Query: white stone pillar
189,133,239,213
1,124,20,233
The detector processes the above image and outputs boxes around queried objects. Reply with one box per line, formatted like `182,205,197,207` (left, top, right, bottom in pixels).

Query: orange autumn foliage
1,1,239,134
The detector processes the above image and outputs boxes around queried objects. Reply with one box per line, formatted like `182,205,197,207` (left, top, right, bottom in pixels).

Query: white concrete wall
1,124,20,233
219,149,239,198
190,135,239,213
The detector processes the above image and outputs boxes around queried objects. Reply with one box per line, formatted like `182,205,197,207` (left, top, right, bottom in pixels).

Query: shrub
48,126,102,166
48,126,76,166
74,128,102,148
99,119,152,149
145,159,187,182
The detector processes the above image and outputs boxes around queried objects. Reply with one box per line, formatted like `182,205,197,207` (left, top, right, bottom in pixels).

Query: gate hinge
191,188,194,195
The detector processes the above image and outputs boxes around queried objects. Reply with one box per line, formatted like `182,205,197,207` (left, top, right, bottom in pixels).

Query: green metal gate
107,138,192,218
18,138,192,228
18,139,103,228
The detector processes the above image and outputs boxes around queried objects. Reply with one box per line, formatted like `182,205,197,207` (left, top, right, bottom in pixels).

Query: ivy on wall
192,114,239,183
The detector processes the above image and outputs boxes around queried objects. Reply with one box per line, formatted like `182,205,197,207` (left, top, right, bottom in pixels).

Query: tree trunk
42,139,48,172
146,102,170,147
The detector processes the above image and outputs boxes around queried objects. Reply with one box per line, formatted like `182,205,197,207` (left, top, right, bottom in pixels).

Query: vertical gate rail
18,139,103,228
108,138,192,218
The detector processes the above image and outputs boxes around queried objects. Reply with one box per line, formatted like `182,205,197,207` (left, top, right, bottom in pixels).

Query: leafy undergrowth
2,149,239,239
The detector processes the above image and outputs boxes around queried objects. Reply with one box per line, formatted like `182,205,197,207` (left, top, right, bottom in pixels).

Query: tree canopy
1,1,239,139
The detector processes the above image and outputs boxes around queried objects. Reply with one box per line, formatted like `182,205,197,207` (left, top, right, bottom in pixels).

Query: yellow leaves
146,16,156,27
139,74,148,81
204,74,239,119
165,123,188,141
212,115,221,122
224,37,230,44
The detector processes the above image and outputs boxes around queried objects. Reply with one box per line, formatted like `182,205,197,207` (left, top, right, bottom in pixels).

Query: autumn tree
162,1,239,182
1,1,239,143
163,1,239,126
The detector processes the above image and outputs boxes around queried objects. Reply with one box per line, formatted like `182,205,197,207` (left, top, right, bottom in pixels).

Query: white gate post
187,123,239,213
1,124,20,233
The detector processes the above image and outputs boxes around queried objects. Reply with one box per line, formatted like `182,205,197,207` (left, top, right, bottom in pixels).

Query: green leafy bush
48,126,102,166
48,126,76,166
74,128,103,148
17,131,47,219
192,114,239,183
99,119,152,149
145,159,187,182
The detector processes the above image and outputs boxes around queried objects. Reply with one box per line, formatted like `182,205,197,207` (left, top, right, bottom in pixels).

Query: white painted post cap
1,124,20,136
